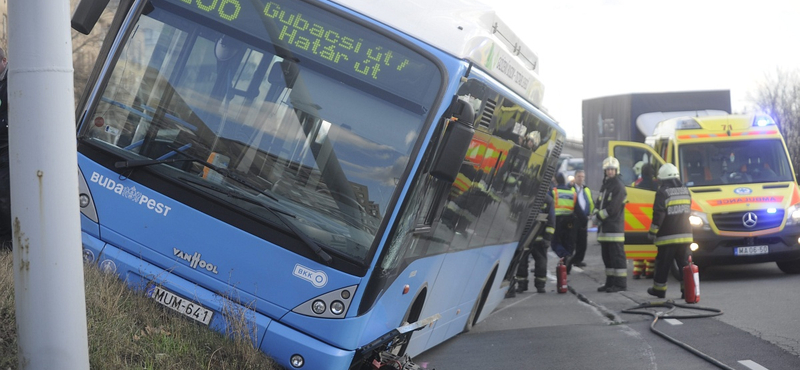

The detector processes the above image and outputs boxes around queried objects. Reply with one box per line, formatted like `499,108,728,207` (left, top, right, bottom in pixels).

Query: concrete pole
10,0,91,369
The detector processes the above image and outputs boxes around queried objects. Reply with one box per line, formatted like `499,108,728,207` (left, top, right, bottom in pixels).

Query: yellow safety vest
553,187,576,216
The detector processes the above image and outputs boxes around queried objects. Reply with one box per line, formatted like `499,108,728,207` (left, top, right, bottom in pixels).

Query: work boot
647,287,666,298
605,285,626,293
516,279,529,293
605,276,627,293
505,288,516,299
535,283,546,293
597,276,612,292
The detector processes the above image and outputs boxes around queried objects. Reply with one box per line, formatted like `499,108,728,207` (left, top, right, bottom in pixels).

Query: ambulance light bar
676,118,701,130
753,115,776,127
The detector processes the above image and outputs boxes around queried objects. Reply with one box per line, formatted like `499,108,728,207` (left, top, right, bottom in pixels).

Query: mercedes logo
742,212,758,228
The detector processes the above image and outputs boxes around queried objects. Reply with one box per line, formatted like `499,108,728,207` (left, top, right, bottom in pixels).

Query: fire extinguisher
683,256,700,303
557,258,568,294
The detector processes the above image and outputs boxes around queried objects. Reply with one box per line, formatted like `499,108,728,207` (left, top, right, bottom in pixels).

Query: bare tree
750,68,800,176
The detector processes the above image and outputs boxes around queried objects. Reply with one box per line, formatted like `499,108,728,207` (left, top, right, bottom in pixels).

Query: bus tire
464,267,496,332
777,259,800,274
393,288,426,356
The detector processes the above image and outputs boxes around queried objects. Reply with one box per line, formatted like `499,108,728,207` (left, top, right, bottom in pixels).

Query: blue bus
71,0,566,368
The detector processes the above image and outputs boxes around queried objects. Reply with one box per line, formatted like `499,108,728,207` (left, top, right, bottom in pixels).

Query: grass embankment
0,248,281,370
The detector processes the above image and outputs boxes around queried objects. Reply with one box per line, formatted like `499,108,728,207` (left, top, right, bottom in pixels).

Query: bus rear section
610,114,800,273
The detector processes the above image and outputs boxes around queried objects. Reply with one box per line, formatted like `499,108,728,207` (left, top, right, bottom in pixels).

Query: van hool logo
174,248,219,274
90,172,172,216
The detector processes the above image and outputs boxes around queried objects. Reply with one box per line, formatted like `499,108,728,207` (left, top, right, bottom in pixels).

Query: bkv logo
293,264,328,288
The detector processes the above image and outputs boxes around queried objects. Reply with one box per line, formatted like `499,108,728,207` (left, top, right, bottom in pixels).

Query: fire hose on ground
621,300,734,370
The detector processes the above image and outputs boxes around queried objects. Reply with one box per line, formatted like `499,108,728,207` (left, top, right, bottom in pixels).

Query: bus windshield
679,139,794,187
78,0,442,263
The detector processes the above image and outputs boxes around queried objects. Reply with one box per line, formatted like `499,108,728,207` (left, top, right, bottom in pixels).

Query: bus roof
330,0,546,108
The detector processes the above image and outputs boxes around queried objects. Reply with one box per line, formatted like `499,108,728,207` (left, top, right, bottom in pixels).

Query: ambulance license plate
148,286,213,325
734,245,768,256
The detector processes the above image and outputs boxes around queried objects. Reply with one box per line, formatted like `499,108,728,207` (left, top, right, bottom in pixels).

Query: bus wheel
464,268,495,332
777,260,800,274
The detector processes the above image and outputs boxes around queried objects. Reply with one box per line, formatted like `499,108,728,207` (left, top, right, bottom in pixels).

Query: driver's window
613,146,659,190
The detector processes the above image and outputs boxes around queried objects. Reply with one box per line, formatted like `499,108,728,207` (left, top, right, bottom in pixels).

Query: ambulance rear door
608,141,666,259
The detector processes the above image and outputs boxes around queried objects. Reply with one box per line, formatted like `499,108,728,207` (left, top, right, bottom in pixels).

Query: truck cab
609,114,800,273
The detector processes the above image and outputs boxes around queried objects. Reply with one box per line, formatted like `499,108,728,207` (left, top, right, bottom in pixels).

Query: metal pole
10,0,91,368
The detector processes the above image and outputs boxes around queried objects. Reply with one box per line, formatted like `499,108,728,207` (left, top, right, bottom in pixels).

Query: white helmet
658,163,680,180
633,161,644,176
602,156,620,171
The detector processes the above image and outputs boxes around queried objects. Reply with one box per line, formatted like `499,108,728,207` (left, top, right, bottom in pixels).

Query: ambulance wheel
776,259,800,274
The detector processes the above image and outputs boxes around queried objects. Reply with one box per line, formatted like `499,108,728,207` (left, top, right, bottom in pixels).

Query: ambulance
609,114,800,274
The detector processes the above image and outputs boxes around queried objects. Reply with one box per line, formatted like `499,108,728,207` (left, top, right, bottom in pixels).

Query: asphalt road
414,232,800,370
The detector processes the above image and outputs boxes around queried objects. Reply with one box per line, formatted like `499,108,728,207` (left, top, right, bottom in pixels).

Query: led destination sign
162,0,440,101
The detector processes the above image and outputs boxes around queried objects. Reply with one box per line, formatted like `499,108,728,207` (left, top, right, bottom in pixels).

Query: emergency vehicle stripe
654,233,693,246
691,199,703,212
625,245,657,259
624,203,653,231
677,130,777,140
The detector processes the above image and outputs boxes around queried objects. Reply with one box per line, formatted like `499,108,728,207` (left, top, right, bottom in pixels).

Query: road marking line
663,318,682,325
738,360,769,370
492,294,535,315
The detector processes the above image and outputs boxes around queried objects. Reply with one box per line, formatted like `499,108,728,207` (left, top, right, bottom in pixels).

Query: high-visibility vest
552,187,576,216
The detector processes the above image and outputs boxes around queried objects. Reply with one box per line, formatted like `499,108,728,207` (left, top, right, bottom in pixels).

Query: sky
489,0,800,140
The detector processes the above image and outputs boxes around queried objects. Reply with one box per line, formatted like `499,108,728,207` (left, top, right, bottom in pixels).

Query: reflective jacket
596,175,627,242
552,186,576,217
649,179,693,246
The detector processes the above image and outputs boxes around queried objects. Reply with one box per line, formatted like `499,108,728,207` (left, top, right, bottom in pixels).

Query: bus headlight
292,285,356,318
311,300,326,315
786,204,800,225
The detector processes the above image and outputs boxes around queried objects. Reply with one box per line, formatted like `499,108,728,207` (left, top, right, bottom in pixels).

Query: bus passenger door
608,141,665,260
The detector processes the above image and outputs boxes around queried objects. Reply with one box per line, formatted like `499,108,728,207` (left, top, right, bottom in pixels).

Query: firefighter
594,156,628,292
647,163,693,298
552,172,577,271
515,192,555,293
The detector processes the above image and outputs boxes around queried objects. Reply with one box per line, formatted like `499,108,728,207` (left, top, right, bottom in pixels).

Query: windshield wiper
176,175,333,265
115,154,277,202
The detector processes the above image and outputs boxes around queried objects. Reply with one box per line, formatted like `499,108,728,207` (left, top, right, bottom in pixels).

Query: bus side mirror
430,99,475,183
71,0,111,35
